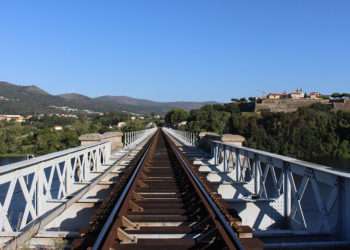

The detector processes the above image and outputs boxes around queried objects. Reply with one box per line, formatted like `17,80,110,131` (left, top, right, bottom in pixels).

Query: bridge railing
163,128,198,146
164,128,350,238
0,141,111,232
123,128,157,147
0,128,157,234
207,139,349,236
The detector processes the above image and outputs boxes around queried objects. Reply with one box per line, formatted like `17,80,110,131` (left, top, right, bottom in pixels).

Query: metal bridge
0,127,349,249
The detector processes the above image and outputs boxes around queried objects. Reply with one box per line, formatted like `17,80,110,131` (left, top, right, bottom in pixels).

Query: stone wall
79,131,123,152
255,99,330,113
333,100,350,112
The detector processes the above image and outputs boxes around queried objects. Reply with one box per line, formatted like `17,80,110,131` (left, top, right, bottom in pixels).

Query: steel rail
92,129,245,249
92,133,155,250
164,131,245,250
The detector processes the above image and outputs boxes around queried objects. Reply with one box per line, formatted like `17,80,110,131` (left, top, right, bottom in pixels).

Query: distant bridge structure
0,127,349,249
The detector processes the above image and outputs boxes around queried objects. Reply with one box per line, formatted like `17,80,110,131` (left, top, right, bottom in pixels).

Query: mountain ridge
0,81,216,114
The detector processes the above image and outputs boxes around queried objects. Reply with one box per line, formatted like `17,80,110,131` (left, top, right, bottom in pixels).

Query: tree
165,109,189,127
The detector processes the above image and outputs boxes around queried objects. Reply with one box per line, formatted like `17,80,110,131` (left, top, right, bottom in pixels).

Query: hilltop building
248,89,330,113
0,115,25,123
289,89,305,99
309,92,321,99
266,92,289,99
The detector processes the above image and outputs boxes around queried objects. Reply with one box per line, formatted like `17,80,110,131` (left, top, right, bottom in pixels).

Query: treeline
0,113,151,156
165,103,350,161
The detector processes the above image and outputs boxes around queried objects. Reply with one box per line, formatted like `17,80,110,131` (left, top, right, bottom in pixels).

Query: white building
266,93,282,99
290,89,305,99
117,122,126,128
0,115,25,123
177,121,187,127
53,126,63,131
309,92,321,99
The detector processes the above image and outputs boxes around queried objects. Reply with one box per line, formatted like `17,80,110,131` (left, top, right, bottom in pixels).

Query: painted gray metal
166,128,350,241
0,128,157,249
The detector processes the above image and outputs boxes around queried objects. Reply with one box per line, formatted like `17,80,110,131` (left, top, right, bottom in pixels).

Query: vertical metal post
104,143,111,165
66,157,74,195
283,162,291,218
253,158,258,195
36,165,45,216
235,149,240,182
83,151,91,181
223,145,228,172
214,144,218,165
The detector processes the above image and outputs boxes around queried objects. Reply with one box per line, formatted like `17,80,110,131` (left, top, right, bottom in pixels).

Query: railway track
73,129,262,250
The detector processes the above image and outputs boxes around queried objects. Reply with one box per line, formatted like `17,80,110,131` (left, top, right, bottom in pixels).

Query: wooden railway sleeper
128,200,144,212
117,228,138,244
121,216,140,230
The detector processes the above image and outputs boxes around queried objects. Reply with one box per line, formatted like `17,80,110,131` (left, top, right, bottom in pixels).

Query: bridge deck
3,127,350,249
71,130,261,250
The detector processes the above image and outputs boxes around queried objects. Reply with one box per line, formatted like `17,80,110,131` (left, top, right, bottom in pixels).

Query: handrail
0,141,109,174
0,128,157,248
0,141,111,233
210,139,350,179
123,128,157,147
164,127,198,146
203,138,347,233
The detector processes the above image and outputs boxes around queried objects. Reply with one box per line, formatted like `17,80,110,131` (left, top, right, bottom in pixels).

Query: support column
102,132,123,152
79,133,102,146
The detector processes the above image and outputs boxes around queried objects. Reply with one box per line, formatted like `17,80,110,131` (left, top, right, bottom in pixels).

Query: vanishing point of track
73,129,255,250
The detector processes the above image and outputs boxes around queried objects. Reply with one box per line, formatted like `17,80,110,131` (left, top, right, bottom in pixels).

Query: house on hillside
290,89,305,99
177,121,187,127
117,122,126,128
266,93,282,99
0,96,9,101
53,126,63,131
266,92,288,100
309,92,321,99
0,115,25,123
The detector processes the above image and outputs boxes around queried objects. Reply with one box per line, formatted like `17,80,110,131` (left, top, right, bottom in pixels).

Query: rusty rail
74,129,261,249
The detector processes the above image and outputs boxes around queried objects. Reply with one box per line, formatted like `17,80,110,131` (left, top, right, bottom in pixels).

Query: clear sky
0,1,349,102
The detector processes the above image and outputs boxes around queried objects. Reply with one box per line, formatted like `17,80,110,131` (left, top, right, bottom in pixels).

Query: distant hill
0,81,215,114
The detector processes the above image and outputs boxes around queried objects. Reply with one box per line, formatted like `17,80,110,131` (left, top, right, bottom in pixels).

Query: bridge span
0,127,349,249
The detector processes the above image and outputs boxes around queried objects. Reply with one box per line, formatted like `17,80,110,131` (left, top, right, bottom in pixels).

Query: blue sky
0,1,349,102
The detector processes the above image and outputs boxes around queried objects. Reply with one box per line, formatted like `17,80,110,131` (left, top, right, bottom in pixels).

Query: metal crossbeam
166,128,350,237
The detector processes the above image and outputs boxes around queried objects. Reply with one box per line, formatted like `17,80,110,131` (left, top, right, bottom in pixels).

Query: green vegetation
165,103,350,162
165,109,189,126
0,113,152,156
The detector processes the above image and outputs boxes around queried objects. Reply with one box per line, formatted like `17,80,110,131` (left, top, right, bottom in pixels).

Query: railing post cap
79,133,102,141
102,131,123,139
220,134,245,143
